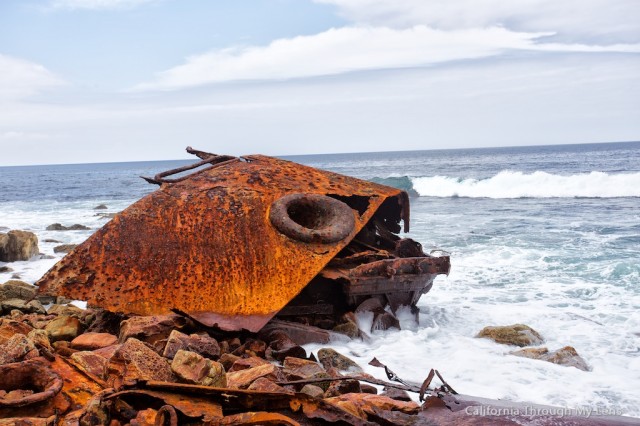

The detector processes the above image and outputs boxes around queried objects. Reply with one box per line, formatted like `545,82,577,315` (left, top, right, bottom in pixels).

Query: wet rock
228,355,269,372
54,244,77,253
71,332,118,350
0,230,39,262
317,348,363,373
381,386,412,401
71,351,108,379
360,384,378,394
476,324,544,347
109,338,176,385
0,279,36,301
333,312,360,339
0,266,13,273
247,377,294,394
45,315,84,342
162,329,220,360
0,333,37,365
226,363,283,389
511,346,590,371
325,379,362,398
170,349,227,387
372,312,400,331
300,384,325,398
119,314,188,349
94,204,108,210
46,223,90,231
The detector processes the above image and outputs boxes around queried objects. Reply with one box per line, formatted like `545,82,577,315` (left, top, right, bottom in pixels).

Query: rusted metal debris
36,147,450,334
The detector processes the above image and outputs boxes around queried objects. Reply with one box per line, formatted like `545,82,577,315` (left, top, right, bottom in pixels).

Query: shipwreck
36,147,450,338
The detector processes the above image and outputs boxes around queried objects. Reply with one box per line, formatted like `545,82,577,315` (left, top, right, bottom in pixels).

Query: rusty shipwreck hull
36,147,450,333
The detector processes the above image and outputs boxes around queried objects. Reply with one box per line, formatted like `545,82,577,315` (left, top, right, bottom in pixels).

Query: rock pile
0,280,434,425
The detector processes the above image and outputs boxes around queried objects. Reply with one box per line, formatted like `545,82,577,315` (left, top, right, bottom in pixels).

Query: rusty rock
118,314,187,349
218,353,240,371
228,356,269,372
108,338,176,386
283,356,331,384
247,377,294,394
70,351,108,380
476,324,544,347
0,357,63,408
162,329,220,360
0,334,37,365
131,408,157,425
226,363,283,389
326,393,420,417
45,315,84,342
170,349,227,387
70,332,118,351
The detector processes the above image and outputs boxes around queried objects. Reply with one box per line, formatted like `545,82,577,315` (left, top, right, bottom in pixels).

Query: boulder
170,349,227,387
45,315,84,342
162,329,220,360
54,244,77,253
476,324,544,347
317,348,363,373
0,280,36,302
71,332,118,351
511,346,590,371
0,230,39,262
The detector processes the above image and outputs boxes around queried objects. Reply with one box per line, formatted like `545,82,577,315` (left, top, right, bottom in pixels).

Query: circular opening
270,193,355,244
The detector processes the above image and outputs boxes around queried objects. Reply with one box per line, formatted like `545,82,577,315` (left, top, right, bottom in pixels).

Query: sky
0,0,639,166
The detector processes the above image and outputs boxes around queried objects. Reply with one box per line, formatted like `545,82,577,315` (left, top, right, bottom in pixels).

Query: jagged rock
247,377,293,394
219,353,240,371
45,315,84,342
71,351,108,379
119,314,188,349
54,244,77,253
476,324,544,347
0,230,39,262
71,332,118,351
301,384,325,398
170,349,227,387
0,280,36,302
46,223,90,231
162,329,220,360
226,363,283,389
0,333,37,365
28,329,54,357
317,348,363,373
228,356,269,372
511,346,590,371
109,338,176,385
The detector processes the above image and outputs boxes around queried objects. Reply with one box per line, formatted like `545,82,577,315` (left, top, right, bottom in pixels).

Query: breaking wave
375,171,640,198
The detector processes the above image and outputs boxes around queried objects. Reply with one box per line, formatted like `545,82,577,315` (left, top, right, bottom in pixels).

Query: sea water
1,141,639,417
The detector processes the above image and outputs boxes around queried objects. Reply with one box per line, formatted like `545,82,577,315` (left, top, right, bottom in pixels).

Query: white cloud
316,0,640,43
0,54,65,101
133,25,639,91
50,0,157,10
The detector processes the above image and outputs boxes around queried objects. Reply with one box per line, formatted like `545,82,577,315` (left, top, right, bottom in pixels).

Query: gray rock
46,223,90,231
94,204,108,210
54,244,77,253
0,230,39,262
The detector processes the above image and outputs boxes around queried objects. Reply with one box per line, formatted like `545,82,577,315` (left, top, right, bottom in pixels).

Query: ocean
1,141,639,417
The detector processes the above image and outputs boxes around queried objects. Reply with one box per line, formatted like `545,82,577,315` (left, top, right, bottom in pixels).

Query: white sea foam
412,171,640,198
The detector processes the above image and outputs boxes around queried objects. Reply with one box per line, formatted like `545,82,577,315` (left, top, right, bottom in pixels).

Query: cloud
133,25,640,91
49,0,157,10
316,0,640,43
0,54,65,101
